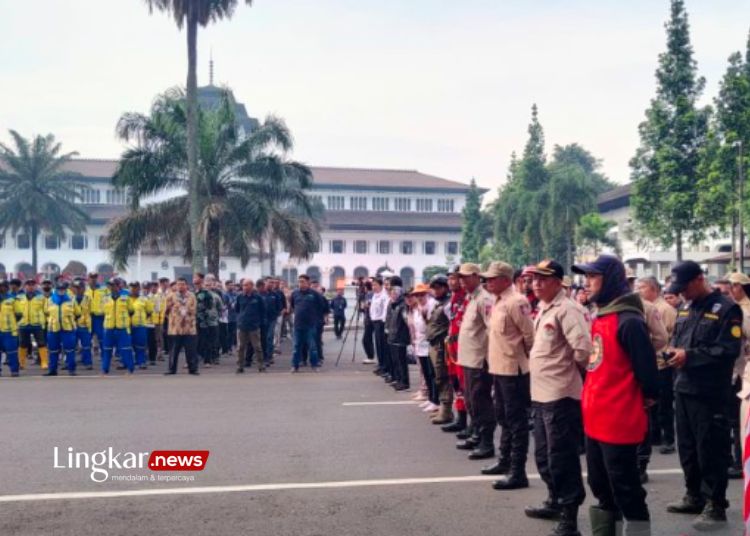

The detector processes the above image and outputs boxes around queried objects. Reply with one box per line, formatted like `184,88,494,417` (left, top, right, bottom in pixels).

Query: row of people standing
361,256,742,535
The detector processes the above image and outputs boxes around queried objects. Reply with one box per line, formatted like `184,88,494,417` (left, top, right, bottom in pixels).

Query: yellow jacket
47,295,77,333
14,292,47,328
0,295,18,335
86,285,110,316
150,292,168,325
129,295,154,328
103,290,132,331
74,294,92,330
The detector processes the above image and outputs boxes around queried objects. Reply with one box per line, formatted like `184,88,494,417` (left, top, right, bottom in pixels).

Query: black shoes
481,459,510,475
468,444,495,460
525,499,562,520
441,412,467,434
549,506,581,536
727,466,743,479
667,495,706,514
659,443,675,454
492,473,529,490
236,368,244,374
393,383,409,391
456,437,478,450
164,371,176,375
692,501,727,531
43,371,58,377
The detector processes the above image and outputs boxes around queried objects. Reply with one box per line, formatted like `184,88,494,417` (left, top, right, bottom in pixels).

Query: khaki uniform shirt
488,286,535,376
650,297,677,367
734,297,750,392
457,287,495,369
643,299,669,356
529,289,593,403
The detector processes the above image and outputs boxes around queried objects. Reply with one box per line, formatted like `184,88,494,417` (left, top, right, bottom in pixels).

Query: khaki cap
479,261,514,280
409,283,432,295
728,272,750,285
562,275,573,288
458,263,481,276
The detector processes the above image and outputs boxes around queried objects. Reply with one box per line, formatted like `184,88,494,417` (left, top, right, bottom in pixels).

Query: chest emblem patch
587,334,604,371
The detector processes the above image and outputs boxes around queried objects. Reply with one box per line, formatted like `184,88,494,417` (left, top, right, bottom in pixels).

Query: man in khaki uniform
637,276,678,455
456,262,497,460
524,260,592,536
481,261,535,490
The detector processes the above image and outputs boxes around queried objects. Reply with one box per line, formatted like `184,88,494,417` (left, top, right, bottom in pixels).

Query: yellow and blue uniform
86,284,110,352
74,293,93,368
46,292,78,375
0,290,20,376
102,289,134,374
14,290,48,369
129,294,154,368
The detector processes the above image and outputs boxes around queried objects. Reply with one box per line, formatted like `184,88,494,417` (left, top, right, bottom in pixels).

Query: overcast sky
2,0,750,198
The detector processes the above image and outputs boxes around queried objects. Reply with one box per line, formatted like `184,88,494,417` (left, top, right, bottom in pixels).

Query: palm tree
107,88,320,276
0,131,89,274
144,0,254,273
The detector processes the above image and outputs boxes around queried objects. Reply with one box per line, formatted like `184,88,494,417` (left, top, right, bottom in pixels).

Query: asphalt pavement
0,329,743,535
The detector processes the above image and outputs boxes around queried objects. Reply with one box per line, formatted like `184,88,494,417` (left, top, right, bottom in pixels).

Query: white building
597,183,733,279
0,160,472,288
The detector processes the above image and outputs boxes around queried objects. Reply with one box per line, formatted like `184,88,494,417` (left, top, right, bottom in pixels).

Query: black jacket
671,290,742,399
235,291,266,331
386,296,410,346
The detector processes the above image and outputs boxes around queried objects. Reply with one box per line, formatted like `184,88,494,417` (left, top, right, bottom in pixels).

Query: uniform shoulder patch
711,303,722,314
732,325,742,339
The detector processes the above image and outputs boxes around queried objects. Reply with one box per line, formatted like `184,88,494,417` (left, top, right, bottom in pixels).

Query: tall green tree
144,0,253,273
630,0,711,260
108,88,320,276
575,212,617,256
460,178,483,263
0,131,88,274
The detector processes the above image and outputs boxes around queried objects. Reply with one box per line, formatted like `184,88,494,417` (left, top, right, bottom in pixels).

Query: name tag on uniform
678,311,689,317
703,313,719,321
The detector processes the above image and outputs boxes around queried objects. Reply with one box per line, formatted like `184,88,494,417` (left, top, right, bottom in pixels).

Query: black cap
528,259,565,280
429,274,448,288
55,281,69,290
571,254,621,276
9,278,22,287
666,261,703,294
0,280,8,289
41,279,52,286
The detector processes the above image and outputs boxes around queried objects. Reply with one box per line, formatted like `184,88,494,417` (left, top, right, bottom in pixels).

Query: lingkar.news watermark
53,447,209,483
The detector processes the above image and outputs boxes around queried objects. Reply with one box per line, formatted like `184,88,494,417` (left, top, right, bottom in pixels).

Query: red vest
582,312,648,444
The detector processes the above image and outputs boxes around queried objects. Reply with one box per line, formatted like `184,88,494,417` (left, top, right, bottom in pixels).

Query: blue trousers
91,315,104,349
0,332,19,374
77,327,92,366
131,326,147,367
292,326,319,369
48,330,76,373
265,318,277,362
102,328,133,373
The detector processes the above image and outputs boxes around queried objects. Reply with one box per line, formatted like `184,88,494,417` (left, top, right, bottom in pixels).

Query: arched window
354,266,369,279
306,265,321,284
96,263,115,279
63,261,87,277
330,266,346,290
400,267,415,289
41,263,61,279
282,268,298,285
15,262,33,278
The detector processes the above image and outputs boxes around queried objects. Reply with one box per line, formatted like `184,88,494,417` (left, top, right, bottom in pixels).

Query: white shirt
369,289,389,322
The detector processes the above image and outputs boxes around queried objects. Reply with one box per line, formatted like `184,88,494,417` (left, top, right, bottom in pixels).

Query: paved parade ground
1,331,743,536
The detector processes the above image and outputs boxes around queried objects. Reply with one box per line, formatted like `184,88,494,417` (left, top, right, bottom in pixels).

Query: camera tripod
334,293,366,367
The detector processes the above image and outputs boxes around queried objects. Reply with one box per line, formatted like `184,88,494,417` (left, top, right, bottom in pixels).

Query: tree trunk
206,219,220,277
186,5,205,274
269,233,276,276
31,224,38,275
675,229,683,262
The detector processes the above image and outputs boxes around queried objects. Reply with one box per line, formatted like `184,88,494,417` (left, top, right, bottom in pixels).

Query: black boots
467,429,495,460
549,505,581,536
441,410,467,433
691,501,727,531
666,495,705,515
525,497,562,520
481,458,510,475
492,468,529,490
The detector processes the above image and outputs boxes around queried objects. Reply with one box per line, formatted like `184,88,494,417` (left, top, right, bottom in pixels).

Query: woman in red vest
572,255,659,536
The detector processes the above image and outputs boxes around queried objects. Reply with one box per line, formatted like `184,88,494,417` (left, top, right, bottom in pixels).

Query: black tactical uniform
669,288,742,518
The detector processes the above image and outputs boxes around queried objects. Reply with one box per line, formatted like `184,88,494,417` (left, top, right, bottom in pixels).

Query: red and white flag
744,409,750,535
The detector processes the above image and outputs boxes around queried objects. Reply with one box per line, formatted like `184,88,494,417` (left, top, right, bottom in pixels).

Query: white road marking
0,469,685,503
342,401,420,406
